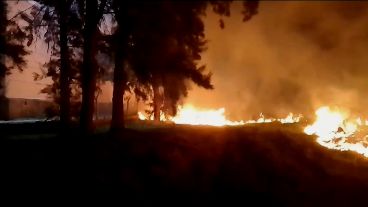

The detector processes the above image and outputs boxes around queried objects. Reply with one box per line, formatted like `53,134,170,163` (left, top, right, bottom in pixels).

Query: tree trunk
0,57,5,100
111,6,131,130
95,95,98,121
153,81,160,122
126,96,130,116
0,62,8,121
0,1,6,100
80,0,99,133
111,35,126,130
58,0,71,130
0,1,8,120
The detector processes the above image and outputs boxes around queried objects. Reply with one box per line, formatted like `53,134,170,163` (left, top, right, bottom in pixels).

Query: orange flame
138,104,301,126
170,105,244,126
304,106,368,157
245,112,302,124
138,104,368,158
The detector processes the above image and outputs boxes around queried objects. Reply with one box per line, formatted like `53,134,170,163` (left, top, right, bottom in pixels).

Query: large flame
170,105,244,126
304,106,368,157
138,104,301,126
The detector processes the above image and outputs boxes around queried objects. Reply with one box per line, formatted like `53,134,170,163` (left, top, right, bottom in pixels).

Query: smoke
186,1,368,119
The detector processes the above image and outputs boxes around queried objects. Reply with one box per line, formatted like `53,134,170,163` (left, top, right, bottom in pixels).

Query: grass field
1,122,368,206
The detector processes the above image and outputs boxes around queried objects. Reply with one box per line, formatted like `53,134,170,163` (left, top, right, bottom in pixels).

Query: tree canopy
7,0,258,132
0,0,30,97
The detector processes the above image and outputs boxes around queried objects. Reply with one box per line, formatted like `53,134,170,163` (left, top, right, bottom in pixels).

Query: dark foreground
1,123,368,206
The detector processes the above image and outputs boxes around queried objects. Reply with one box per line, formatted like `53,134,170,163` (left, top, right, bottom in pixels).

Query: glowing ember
137,111,168,122
138,112,147,121
245,112,302,124
138,104,301,126
245,113,273,124
304,106,368,157
279,113,303,123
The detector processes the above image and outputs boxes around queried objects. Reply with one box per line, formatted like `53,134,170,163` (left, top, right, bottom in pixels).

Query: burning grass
138,104,302,126
139,105,368,158
305,106,368,157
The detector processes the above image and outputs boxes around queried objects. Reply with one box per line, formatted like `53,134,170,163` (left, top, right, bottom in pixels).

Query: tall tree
129,2,211,121
109,1,258,128
129,1,258,121
0,0,6,99
0,0,30,120
21,0,83,128
79,0,107,133
0,0,29,99
26,0,111,131
57,0,72,128
110,1,135,130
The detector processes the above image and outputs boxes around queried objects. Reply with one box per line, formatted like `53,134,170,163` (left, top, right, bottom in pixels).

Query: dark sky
8,1,368,118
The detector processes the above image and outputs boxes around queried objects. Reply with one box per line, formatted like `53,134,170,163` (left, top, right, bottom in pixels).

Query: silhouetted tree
108,1,258,128
128,2,207,121
20,0,84,128
109,1,134,130
79,0,108,133
58,0,72,127
23,0,111,132
127,1,258,121
0,0,29,100
30,0,110,132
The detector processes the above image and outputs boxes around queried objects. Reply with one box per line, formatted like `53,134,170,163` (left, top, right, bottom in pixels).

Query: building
0,98,52,120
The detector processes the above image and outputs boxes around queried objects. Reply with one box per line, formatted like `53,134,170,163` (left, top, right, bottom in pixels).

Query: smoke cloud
186,1,368,119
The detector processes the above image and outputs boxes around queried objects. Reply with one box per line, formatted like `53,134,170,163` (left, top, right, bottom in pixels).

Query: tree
110,1,134,130
0,0,30,120
21,0,84,129
23,0,111,132
128,2,209,121
108,1,258,128
0,0,29,99
126,1,258,121
58,0,72,128
79,0,108,133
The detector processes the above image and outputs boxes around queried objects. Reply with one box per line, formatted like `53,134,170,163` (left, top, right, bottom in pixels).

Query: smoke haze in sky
186,1,368,119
